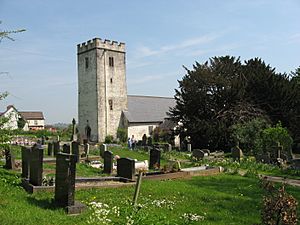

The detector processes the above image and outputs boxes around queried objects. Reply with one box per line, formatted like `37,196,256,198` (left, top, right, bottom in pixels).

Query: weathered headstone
71,141,80,163
147,136,152,146
100,144,107,158
47,142,53,156
149,148,161,169
232,146,243,161
84,143,90,160
21,146,31,178
201,149,210,156
187,143,192,152
54,153,84,214
117,158,135,180
62,144,71,154
142,134,147,146
4,147,15,170
163,143,172,152
192,149,205,160
29,145,44,186
103,151,114,174
53,141,60,156
41,136,45,145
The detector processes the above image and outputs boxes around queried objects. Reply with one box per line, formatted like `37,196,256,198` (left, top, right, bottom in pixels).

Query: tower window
110,78,113,83
109,57,114,67
109,99,113,110
85,57,89,69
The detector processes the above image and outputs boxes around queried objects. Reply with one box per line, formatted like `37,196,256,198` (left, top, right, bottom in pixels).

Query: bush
255,122,293,157
117,128,127,143
104,135,114,144
231,118,270,154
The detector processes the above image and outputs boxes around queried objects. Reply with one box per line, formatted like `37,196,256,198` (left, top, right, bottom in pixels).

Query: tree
169,56,300,151
0,22,25,150
0,21,25,42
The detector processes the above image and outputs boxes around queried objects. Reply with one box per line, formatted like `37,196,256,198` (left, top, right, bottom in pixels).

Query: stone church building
77,38,175,142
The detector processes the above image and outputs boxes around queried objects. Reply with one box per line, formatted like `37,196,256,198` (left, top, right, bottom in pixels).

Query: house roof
19,112,45,120
123,95,176,123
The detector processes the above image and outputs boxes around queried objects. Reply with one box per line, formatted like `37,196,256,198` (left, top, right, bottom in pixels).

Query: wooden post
133,171,143,206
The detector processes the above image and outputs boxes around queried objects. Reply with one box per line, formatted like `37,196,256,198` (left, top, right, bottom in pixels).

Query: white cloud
134,34,220,58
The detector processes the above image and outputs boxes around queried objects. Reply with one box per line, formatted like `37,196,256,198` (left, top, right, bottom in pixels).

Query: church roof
123,95,176,123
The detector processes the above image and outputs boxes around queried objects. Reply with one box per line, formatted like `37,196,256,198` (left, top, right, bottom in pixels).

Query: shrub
104,135,114,144
231,118,270,154
117,128,127,143
260,179,298,225
255,122,293,157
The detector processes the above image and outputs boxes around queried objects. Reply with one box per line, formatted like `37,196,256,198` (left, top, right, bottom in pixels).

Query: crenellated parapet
77,38,125,53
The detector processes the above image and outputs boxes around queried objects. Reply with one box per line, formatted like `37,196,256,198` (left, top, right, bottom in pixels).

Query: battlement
77,38,125,53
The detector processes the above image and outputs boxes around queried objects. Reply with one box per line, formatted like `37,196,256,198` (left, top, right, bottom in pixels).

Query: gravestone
201,149,210,156
29,145,44,186
21,146,31,178
53,141,60,156
192,149,205,160
47,142,53,156
117,158,135,180
62,144,71,154
41,136,45,145
142,134,147,146
187,143,192,152
54,153,84,214
4,147,15,170
149,148,161,169
232,146,243,161
103,151,114,174
71,141,80,163
163,143,172,152
147,136,152,146
100,144,107,158
84,143,90,160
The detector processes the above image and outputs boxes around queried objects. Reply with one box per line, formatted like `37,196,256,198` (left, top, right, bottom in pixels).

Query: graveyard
0,134,300,224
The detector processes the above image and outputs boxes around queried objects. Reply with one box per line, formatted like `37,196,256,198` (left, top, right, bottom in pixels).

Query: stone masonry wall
78,38,127,142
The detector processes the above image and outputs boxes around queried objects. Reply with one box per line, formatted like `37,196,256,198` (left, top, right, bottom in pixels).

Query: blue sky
0,0,299,124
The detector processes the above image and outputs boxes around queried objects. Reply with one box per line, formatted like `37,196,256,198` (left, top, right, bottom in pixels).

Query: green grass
1,166,300,225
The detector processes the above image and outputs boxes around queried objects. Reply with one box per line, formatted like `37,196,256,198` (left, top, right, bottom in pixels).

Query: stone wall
128,123,159,140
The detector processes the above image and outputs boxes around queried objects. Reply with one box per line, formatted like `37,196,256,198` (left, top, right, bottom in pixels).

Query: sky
0,0,299,124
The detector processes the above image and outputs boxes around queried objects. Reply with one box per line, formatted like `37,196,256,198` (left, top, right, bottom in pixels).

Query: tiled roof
19,112,44,120
123,95,176,123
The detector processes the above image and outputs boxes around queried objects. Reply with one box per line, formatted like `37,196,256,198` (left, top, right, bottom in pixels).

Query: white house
0,105,45,130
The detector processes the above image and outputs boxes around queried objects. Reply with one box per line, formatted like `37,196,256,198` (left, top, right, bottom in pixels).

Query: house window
34,120,38,126
109,99,113,110
109,57,114,67
85,57,89,69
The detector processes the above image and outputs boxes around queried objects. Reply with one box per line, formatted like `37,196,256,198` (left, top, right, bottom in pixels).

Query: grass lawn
1,166,300,225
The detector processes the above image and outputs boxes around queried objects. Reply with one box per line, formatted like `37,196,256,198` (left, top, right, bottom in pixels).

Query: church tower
77,38,128,142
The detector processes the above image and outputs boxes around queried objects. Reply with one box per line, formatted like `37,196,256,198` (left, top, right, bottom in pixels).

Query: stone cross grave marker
21,146,31,178
103,151,114,174
4,147,15,170
29,145,44,186
117,158,135,180
149,147,161,169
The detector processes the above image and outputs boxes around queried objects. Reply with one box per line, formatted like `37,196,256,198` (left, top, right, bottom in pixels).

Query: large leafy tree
169,56,300,150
